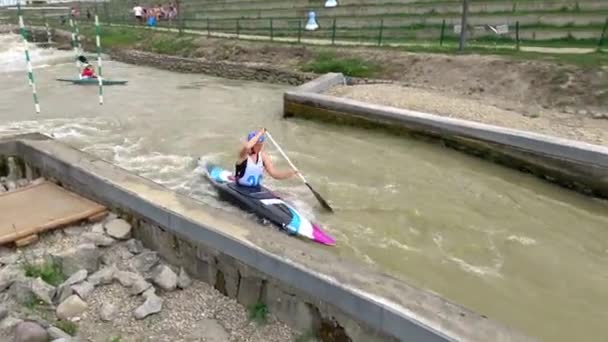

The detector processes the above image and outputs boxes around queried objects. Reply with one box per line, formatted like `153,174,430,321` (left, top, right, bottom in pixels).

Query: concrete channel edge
284,73,608,199
0,134,535,342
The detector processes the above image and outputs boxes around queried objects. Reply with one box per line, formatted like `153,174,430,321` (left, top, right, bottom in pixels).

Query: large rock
125,239,144,254
71,281,94,300
0,316,23,335
61,270,87,287
113,271,141,287
63,226,84,237
0,264,26,292
128,278,152,296
100,244,133,268
177,267,192,289
53,244,100,276
187,318,229,342
8,280,36,305
104,219,132,240
87,266,116,287
0,304,8,321
82,233,115,247
142,286,156,299
133,293,163,320
99,303,117,322
0,252,19,266
14,321,48,342
128,251,159,276
47,326,71,340
52,285,73,305
152,265,177,291
56,295,88,320
31,277,56,305
90,223,105,235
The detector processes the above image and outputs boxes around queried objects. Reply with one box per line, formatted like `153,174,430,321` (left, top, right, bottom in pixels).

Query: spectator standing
133,4,144,23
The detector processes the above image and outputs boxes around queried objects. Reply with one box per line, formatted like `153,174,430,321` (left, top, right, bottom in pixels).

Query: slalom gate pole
17,3,41,114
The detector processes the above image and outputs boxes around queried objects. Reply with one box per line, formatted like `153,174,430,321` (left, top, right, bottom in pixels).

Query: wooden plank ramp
0,181,107,245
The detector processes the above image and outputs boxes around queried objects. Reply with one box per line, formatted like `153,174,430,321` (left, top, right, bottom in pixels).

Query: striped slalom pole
45,20,51,44
74,20,83,51
69,18,81,79
17,4,41,114
95,15,104,105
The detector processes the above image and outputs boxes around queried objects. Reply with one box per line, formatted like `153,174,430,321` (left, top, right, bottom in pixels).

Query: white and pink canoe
204,162,336,246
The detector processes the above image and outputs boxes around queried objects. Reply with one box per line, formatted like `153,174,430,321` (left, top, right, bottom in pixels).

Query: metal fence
1,1,607,51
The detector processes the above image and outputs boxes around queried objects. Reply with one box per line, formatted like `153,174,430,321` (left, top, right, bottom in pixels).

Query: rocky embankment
0,214,295,341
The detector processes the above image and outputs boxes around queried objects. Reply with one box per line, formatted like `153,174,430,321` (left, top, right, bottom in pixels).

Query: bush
23,258,65,286
248,301,268,324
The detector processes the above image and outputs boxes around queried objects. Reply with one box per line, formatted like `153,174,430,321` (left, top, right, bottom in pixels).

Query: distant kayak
56,78,128,85
203,161,336,246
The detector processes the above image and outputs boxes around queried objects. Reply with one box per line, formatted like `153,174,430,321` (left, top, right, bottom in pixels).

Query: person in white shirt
235,128,297,188
133,4,143,23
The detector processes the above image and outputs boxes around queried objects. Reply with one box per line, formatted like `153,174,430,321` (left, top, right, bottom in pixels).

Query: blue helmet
247,131,265,143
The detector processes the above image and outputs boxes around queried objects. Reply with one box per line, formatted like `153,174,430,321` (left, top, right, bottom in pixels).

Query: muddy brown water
1,34,608,342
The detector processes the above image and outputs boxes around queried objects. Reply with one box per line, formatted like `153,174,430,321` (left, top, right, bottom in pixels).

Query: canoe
56,78,128,85
203,162,336,246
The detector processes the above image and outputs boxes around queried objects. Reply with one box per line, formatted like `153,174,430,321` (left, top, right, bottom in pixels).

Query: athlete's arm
262,152,296,180
238,128,265,162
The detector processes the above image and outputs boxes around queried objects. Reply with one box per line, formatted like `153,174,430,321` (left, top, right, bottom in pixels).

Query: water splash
0,34,74,73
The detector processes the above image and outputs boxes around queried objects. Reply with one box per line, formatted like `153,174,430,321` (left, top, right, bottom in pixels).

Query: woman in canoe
235,128,297,187
81,64,97,79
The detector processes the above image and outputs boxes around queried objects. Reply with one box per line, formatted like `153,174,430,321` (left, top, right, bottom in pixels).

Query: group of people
132,3,178,24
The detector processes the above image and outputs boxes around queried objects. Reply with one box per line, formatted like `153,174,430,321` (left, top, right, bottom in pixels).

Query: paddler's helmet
247,131,264,143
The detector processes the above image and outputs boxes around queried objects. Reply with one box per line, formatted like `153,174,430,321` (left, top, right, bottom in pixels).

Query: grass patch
148,36,196,54
55,320,78,336
302,52,379,77
23,258,65,286
248,301,268,324
108,336,122,342
393,44,608,68
23,296,43,311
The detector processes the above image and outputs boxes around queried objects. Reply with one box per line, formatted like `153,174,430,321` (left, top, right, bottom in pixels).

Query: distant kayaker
235,128,297,187
81,64,97,79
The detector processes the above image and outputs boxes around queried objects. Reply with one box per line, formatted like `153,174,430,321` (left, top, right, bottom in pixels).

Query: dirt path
328,83,608,145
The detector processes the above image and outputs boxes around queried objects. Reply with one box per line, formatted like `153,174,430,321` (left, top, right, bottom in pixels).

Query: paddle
265,131,334,213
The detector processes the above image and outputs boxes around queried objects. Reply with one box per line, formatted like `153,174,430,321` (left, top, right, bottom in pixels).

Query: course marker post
95,14,104,105
17,3,41,114
69,18,82,78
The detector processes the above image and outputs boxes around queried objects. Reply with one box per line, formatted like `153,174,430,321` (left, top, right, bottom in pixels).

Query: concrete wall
284,73,608,200
0,133,534,342
105,49,315,86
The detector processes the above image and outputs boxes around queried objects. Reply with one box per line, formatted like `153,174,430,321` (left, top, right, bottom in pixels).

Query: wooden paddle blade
305,183,334,212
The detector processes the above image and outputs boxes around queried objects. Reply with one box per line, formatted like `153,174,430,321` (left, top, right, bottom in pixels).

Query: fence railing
1,3,607,52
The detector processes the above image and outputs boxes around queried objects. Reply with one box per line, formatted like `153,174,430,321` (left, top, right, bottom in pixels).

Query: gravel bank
328,84,608,146
0,218,296,342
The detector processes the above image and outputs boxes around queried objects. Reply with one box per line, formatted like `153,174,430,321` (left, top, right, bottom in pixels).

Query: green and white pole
95,14,104,105
69,18,81,78
45,20,51,44
18,3,41,114
74,20,83,51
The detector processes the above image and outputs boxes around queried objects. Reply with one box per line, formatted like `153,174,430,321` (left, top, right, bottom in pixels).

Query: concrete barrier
284,73,608,199
0,133,533,342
